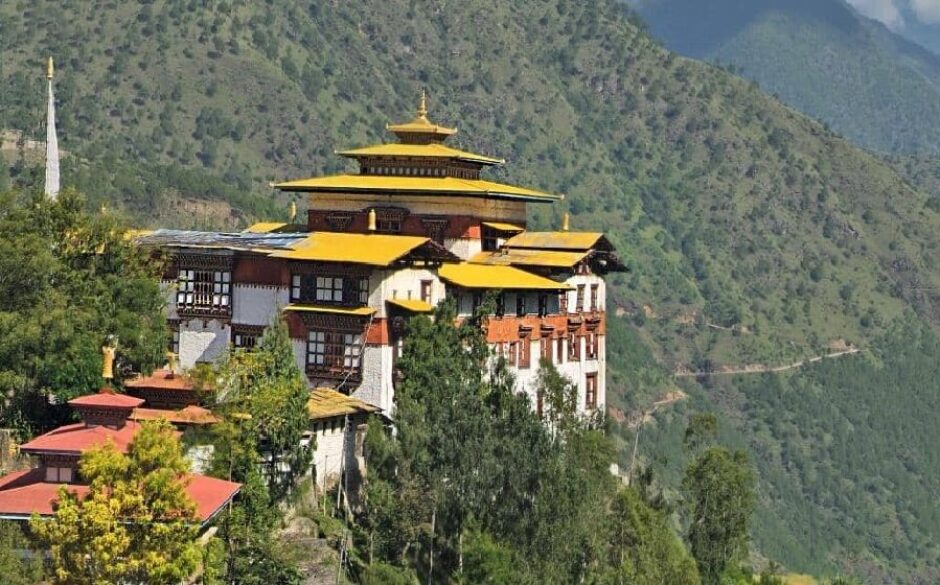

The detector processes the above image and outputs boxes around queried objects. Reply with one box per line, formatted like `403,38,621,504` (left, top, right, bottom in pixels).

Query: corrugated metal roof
269,232,433,266
470,249,589,268
503,231,604,251
136,229,310,252
273,175,561,202
438,263,571,290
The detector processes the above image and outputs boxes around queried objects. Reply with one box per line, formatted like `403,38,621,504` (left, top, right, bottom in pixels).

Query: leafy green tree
0,189,166,434
208,316,309,584
601,487,700,585
31,419,201,584
0,521,44,584
683,445,756,585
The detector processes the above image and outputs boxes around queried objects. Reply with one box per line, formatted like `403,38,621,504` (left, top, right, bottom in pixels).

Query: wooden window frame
590,284,599,312
568,333,581,362
306,328,363,377
508,341,518,366
176,268,231,317
576,285,585,313
585,373,598,410
232,325,265,350
420,280,433,304
540,334,552,363
518,334,531,369
291,273,369,306
586,332,599,360
516,293,527,317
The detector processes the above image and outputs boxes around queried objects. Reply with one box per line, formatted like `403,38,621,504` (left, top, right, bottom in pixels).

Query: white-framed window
45,466,73,484
307,330,363,372
316,276,344,302
177,269,231,312
292,274,369,305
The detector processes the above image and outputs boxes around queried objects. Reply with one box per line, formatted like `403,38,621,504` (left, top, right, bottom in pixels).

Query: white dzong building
137,98,625,421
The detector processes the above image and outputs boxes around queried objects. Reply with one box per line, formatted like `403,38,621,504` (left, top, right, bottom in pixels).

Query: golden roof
386,91,457,141
338,143,504,165
481,222,525,232
243,222,287,234
470,249,590,269
308,387,380,421
387,298,435,313
274,174,561,202
503,231,604,251
270,232,432,266
283,304,376,317
438,263,571,290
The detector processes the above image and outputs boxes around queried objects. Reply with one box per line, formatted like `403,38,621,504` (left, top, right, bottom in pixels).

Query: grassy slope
3,0,940,579
630,0,940,154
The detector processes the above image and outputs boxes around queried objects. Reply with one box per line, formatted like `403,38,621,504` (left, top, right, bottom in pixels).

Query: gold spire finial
367,208,377,232
102,343,116,381
289,200,297,223
417,90,428,119
46,57,54,80
562,212,570,232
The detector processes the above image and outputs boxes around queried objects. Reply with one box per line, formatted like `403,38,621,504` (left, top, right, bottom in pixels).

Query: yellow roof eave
243,222,287,234
470,249,590,268
338,143,504,165
438,263,571,291
481,222,525,232
273,175,562,202
269,232,431,266
387,299,435,313
283,304,376,317
503,231,604,251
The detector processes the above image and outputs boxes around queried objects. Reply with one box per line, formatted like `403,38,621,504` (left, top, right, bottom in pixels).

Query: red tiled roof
125,369,201,392
20,421,144,455
69,391,145,408
0,468,240,523
130,405,220,426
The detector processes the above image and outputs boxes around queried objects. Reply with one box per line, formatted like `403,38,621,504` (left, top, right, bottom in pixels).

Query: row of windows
307,330,363,372
495,333,600,369
176,269,231,312
291,274,370,306
573,284,601,313
361,166,478,180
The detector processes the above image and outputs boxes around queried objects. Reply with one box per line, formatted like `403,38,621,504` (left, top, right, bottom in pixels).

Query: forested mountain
628,0,940,153
2,0,940,581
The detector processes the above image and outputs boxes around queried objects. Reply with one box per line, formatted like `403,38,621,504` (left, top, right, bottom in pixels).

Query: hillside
628,0,940,154
3,0,940,580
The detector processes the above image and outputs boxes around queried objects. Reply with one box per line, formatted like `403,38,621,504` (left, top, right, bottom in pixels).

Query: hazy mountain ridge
2,0,940,579
628,0,940,153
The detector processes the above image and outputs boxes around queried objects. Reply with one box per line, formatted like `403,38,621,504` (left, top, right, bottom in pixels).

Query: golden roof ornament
46,56,54,80
367,208,377,232
417,90,428,120
289,200,298,223
386,90,457,143
562,212,570,232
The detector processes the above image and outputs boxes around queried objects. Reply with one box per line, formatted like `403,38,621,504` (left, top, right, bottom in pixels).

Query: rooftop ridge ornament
43,56,60,200
417,89,428,120
386,90,457,143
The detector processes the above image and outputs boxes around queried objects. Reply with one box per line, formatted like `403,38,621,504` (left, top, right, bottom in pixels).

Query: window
559,291,568,313
377,217,401,233
307,330,363,373
481,226,500,252
167,321,180,355
495,293,506,318
557,336,565,364
538,294,548,317
292,274,369,305
540,335,552,363
45,466,73,484
585,373,598,410
232,326,264,350
587,332,599,359
177,269,231,314
568,333,581,361
516,294,527,317
576,285,585,312
590,284,600,312
508,342,518,366
420,280,432,304
472,293,482,313
316,276,344,302
519,335,531,369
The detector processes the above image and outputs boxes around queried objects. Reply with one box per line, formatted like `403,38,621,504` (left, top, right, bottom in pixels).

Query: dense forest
2,0,940,580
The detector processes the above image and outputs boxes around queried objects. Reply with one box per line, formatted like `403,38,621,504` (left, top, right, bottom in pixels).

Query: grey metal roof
135,229,310,252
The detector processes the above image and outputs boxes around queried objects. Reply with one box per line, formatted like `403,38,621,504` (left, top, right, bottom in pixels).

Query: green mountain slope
3,0,940,580
628,0,940,154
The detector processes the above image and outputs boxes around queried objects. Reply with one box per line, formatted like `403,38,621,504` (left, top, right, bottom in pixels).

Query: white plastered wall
178,319,231,368
232,284,289,326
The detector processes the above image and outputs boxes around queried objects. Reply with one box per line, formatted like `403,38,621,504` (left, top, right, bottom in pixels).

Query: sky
847,0,940,29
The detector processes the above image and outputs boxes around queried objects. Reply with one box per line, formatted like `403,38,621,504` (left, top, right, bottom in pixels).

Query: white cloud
846,0,905,29
910,0,940,24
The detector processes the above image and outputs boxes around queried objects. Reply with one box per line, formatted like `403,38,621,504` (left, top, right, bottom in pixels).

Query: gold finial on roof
417,90,428,119
367,208,377,232
289,200,297,223
46,57,54,80
562,212,570,232
102,343,116,381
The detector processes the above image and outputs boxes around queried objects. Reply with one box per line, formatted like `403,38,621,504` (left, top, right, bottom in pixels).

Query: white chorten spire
44,56,60,200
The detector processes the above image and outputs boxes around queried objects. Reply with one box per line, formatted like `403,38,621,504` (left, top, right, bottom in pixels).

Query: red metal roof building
0,386,239,524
